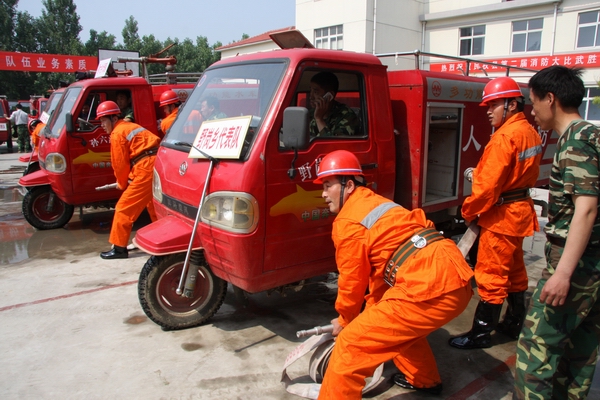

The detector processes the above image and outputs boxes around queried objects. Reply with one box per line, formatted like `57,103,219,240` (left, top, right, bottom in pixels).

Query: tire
23,161,40,176
22,186,75,230
138,253,227,330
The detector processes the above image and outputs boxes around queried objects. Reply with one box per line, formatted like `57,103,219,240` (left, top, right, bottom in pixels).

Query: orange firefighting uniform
31,122,45,152
318,187,474,399
109,120,161,247
160,107,178,135
461,112,542,304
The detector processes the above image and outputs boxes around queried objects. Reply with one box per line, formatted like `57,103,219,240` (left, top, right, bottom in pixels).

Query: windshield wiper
172,141,217,163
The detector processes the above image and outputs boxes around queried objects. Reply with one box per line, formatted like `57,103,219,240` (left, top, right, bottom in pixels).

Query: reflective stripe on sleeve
126,127,146,141
360,202,399,229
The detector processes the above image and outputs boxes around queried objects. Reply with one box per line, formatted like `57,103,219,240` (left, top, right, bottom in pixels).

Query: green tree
82,29,117,57
0,0,18,49
121,15,141,51
13,11,38,52
37,0,82,54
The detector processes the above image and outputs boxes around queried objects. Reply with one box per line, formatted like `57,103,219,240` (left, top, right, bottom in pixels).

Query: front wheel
22,186,75,230
138,253,227,330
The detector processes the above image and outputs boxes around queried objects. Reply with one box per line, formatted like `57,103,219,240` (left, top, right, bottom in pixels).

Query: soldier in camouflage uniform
514,66,600,399
308,71,360,137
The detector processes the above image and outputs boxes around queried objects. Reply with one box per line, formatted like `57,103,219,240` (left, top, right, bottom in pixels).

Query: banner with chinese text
0,51,97,73
430,51,600,75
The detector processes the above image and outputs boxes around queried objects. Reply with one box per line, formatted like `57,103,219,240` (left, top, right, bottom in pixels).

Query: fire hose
95,180,132,191
281,325,384,399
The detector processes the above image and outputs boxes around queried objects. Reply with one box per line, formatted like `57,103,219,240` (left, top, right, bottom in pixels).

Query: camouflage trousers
16,125,31,153
514,241,600,399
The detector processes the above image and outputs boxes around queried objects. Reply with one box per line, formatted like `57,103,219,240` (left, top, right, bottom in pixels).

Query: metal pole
176,158,215,296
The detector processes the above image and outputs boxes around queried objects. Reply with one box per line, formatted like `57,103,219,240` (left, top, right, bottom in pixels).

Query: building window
579,87,600,121
315,25,343,50
512,18,543,52
577,11,600,48
459,25,485,56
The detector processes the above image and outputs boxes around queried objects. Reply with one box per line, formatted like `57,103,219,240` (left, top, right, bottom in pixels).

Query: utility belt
383,227,444,286
130,147,158,168
495,187,531,206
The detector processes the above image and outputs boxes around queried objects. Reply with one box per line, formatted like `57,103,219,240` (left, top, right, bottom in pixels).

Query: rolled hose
282,329,384,399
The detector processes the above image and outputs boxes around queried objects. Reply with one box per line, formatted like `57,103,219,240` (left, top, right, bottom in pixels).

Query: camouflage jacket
545,119,600,245
309,101,359,137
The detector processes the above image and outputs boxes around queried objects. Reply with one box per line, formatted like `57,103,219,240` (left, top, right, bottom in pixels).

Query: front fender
133,215,203,256
19,169,50,187
18,151,38,163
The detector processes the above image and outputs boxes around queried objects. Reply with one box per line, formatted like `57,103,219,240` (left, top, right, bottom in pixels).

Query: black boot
449,301,502,349
393,372,443,395
100,245,128,260
496,291,526,339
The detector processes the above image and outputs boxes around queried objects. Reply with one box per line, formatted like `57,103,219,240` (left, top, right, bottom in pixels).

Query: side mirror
281,107,310,150
65,112,74,133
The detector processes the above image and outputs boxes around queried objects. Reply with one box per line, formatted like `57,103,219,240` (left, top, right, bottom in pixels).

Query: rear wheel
138,253,227,330
22,186,75,230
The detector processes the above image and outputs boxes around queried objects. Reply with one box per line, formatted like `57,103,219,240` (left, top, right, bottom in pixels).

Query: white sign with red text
189,116,251,159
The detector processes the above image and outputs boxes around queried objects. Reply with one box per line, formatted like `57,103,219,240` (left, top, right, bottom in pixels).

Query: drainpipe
421,21,426,69
551,1,559,56
372,0,377,54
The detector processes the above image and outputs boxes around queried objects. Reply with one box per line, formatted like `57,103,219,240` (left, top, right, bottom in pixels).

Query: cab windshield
162,61,287,159
45,86,82,138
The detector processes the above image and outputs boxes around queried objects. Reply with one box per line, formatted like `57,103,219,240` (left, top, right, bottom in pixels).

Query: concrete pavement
0,140,599,399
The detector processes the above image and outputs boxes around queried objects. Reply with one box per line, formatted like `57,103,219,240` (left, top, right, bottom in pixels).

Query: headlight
44,153,67,173
201,192,258,233
153,168,163,203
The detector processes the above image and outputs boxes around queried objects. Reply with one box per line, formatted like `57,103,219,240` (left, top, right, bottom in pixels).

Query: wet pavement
0,140,599,399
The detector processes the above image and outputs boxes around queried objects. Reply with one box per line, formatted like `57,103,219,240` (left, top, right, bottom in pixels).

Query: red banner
430,51,600,75
0,51,97,73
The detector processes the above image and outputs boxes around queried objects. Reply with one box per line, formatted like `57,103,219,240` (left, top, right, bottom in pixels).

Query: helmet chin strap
501,98,509,125
339,176,348,210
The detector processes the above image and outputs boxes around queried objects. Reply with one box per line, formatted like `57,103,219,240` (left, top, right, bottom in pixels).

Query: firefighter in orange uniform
159,90,181,137
449,77,543,349
315,150,474,399
96,100,161,259
28,119,44,153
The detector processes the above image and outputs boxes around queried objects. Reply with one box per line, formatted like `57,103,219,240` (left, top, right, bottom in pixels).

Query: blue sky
16,0,296,46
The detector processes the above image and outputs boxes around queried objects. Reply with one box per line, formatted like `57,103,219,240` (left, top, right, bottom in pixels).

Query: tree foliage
0,2,226,100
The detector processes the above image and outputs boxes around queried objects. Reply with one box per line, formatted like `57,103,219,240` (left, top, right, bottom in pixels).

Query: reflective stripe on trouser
317,285,472,400
109,157,157,247
475,227,528,304
514,242,600,400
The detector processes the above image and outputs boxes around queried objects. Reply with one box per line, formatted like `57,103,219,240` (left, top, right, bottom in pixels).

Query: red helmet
480,77,523,106
314,150,363,184
96,101,121,118
28,119,41,134
159,90,180,107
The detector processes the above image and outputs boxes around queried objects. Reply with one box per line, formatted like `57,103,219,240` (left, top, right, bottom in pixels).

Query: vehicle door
264,65,379,272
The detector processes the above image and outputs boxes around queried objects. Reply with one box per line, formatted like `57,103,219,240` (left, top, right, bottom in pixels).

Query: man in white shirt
9,104,31,152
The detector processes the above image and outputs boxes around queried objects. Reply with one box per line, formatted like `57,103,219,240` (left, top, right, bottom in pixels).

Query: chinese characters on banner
430,51,600,75
0,51,98,73
189,116,252,159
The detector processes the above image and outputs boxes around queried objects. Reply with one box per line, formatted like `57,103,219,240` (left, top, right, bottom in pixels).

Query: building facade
219,0,600,121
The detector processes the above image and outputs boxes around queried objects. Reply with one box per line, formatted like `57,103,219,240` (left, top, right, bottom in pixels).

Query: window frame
578,87,600,122
576,10,600,49
314,25,344,50
459,25,486,56
511,18,544,53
